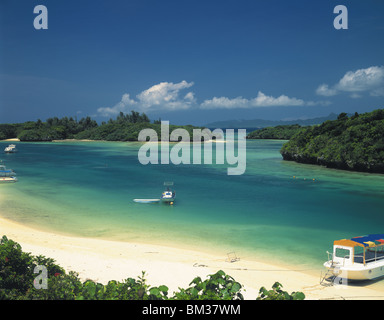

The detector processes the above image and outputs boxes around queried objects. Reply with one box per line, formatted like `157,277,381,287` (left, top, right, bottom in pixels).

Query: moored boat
161,182,175,204
4,144,18,153
0,163,18,183
323,234,384,281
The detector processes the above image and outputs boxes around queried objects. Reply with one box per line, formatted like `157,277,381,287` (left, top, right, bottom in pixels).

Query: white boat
161,182,175,204
133,182,175,204
0,163,18,183
4,144,18,153
323,234,384,281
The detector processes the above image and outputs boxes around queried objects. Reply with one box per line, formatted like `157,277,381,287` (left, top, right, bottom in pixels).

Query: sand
1,216,384,300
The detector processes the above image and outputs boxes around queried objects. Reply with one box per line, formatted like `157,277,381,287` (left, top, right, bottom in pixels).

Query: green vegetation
0,235,304,300
0,111,204,142
280,109,384,173
256,281,305,300
246,124,304,140
75,112,202,142
0,123,25,141
17,116,98,141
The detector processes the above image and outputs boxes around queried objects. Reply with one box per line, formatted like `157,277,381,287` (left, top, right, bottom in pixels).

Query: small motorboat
0,163,17,183
133,182,176,205
4,144,18,153
161,182,175,204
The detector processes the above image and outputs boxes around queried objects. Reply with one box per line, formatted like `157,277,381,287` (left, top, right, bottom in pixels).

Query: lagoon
1,139,384,273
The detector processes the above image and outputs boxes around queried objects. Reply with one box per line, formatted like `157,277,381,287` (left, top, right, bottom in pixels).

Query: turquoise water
1,139,384,272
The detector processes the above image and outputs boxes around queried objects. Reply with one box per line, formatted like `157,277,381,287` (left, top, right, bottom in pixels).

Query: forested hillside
246,124,303,140
280,109,384,173
0,111,203,142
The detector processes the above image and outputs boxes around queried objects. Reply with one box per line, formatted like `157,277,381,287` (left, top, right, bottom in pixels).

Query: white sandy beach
1,138,20,142
1,215,384,300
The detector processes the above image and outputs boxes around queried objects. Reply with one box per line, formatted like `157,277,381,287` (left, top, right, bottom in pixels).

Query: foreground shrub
257,281,305,300
172,270,243,300
1,235,304,300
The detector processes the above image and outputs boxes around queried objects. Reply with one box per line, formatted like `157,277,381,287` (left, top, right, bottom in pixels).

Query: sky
0,0,384,126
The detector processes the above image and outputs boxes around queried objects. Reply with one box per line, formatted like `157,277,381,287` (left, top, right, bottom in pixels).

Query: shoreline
2,216,384,299
1,138,225,144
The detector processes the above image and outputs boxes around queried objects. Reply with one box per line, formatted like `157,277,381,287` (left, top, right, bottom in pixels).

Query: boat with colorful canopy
323,234,384,281
0,162,18,183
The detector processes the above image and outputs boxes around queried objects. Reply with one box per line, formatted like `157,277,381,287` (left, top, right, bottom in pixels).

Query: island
280,109,384,174
0,111,207,142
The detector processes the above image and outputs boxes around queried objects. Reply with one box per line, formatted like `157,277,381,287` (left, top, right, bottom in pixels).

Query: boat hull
324,261,384,280
4,145,17,153
0,177,17,183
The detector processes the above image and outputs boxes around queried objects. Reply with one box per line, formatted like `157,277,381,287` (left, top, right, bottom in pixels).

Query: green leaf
158,285,168,293
216,270,225,277
231,282,241,293
190,287,198,297
190,276,202,286
149,287,160,296
292,292,306,300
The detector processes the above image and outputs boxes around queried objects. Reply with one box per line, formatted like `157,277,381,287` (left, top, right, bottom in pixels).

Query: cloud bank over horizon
200,91,307,109
97,66,383,117
97,82,327,117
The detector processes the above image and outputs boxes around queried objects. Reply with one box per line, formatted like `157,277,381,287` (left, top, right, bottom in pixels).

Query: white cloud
316,66,384,97
136,80,194,111
97,93,137,117
184,91,196,102
251,91,305,107
200,96,249,109
337,66,384,92
316,84,338,97
97,81,195,116
98,81,330,117
200,91,307,109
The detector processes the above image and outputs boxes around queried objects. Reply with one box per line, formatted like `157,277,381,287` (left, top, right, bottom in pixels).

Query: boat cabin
332,234,384,266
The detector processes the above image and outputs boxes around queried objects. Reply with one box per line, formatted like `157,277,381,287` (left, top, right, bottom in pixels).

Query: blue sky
1,0,384,125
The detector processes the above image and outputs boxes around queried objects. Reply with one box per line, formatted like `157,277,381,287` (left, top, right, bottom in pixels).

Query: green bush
256,282,305,300
0,236,36,298
172,270,243,300
0,236,304,300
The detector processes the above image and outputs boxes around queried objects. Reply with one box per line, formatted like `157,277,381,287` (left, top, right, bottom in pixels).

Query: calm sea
1,139,384,276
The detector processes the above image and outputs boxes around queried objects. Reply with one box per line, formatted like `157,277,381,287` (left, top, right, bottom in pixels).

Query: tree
337,112,348,121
